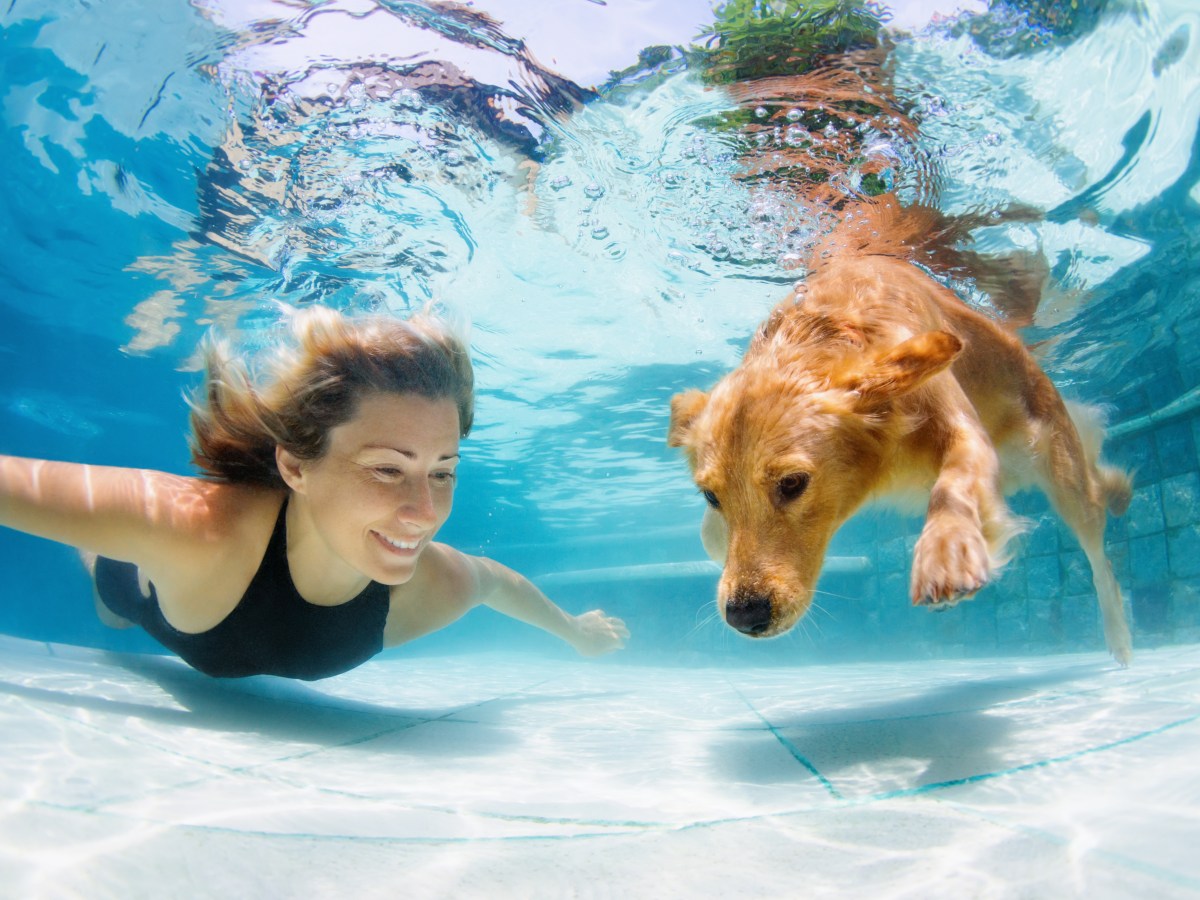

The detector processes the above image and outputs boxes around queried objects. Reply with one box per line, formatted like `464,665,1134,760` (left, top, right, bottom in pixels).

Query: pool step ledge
534,556,872,588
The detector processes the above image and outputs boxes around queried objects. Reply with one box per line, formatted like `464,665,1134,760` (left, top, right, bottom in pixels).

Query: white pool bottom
1,634,1197,899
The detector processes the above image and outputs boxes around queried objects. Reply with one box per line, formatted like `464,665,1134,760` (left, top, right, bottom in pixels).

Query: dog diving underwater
1,0,1199,896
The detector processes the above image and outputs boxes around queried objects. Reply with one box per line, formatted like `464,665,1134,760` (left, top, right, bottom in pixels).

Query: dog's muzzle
724,590,773,636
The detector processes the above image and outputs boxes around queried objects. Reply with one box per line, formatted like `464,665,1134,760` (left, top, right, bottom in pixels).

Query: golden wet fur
668,204,1134,665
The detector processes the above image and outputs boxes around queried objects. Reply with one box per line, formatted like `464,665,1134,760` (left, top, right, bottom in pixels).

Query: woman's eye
373,466,404,479
701,489,720,509
432,471,456,484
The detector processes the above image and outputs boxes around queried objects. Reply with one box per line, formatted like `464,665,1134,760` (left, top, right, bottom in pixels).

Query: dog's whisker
686,615,719,640
795,611,823,646
810,586,858,606
684,603,724,641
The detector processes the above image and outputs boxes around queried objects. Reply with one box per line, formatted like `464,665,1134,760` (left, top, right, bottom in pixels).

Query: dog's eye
776,473,810,504
701,489,721,510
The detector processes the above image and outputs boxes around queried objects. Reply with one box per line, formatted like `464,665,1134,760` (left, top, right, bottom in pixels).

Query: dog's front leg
910,422,1004,607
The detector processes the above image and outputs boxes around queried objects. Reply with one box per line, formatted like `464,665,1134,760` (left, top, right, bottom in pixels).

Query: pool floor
1,634,1198,897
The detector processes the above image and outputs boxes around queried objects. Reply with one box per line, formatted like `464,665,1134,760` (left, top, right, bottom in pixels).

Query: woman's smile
371,529,426,560
372,531,422,554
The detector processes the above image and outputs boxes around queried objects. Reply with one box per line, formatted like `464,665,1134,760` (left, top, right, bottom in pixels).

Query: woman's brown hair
189,306,474,487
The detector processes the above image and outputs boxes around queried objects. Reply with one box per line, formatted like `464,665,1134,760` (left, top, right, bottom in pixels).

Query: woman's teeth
379,534,419,550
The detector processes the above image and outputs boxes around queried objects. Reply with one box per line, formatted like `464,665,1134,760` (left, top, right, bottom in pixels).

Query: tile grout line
864,710,1200,803
725,676,844,800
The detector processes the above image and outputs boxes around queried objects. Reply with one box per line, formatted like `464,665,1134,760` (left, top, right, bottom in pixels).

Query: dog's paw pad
911,522,991,608
915,582,987,609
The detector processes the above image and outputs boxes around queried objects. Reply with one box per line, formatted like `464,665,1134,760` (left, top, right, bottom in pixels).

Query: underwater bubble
584,182,605,199
754,106,768,118
392,88,422,109
550,175,572,191
591,224,609,240
785,126,810,147
983,132,1003,147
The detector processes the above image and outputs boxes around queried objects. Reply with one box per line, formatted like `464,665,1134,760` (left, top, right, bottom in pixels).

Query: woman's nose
398,478,436,524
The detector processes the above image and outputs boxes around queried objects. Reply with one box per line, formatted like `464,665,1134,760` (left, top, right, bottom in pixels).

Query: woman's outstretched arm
466,555,629,656
0,454,231,565
383,543,629,656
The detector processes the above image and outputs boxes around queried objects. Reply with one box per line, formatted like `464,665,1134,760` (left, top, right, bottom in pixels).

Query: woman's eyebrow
363,445,460,462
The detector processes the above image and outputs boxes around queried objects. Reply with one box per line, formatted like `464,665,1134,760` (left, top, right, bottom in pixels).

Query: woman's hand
568,609,630,657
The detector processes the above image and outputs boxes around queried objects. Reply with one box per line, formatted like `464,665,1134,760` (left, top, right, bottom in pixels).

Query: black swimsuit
94,500,391,680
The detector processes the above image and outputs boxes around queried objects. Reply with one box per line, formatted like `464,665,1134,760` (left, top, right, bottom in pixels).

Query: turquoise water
1,0,1198,665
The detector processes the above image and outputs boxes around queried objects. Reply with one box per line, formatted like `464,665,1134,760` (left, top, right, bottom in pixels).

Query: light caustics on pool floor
1,634,1198,897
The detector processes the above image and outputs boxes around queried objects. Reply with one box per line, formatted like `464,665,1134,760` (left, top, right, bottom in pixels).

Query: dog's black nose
725,593,773,636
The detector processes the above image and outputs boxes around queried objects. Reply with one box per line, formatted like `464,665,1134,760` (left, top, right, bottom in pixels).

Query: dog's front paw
911,520,991,607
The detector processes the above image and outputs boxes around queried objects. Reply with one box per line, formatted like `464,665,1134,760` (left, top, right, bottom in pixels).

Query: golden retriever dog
667,199,1134,665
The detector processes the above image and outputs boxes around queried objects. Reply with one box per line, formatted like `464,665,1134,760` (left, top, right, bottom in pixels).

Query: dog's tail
811,201,1048,327
1066,400,1133,517
1099,465,1133,517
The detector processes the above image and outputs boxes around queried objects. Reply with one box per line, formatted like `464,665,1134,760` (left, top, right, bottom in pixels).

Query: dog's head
668,329,961,638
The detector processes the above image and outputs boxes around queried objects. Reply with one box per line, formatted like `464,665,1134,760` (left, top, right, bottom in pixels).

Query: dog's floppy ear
847,330,962,402
668,389,710,447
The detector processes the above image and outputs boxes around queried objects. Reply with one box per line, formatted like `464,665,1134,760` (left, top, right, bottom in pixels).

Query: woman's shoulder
139,483,286,631
131,478,284,576
198,480,284,526
187,483,289,566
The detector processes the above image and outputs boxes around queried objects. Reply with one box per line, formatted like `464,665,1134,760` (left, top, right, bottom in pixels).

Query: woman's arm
385,543,629,656
466,555,629,656
0,454,232,566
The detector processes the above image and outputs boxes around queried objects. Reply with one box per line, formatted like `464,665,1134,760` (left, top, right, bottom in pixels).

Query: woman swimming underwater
0,307,628,679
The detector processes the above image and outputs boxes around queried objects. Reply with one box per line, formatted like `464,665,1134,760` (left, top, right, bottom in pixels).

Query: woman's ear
275,446,307,492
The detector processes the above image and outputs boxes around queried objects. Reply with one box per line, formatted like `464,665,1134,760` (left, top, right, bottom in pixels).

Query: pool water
1,0,1199,895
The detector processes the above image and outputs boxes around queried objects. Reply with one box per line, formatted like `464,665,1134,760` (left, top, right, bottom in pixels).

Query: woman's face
281,391,461,586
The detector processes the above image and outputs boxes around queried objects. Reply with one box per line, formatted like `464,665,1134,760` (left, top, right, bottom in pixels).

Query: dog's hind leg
1035,410,1133,665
